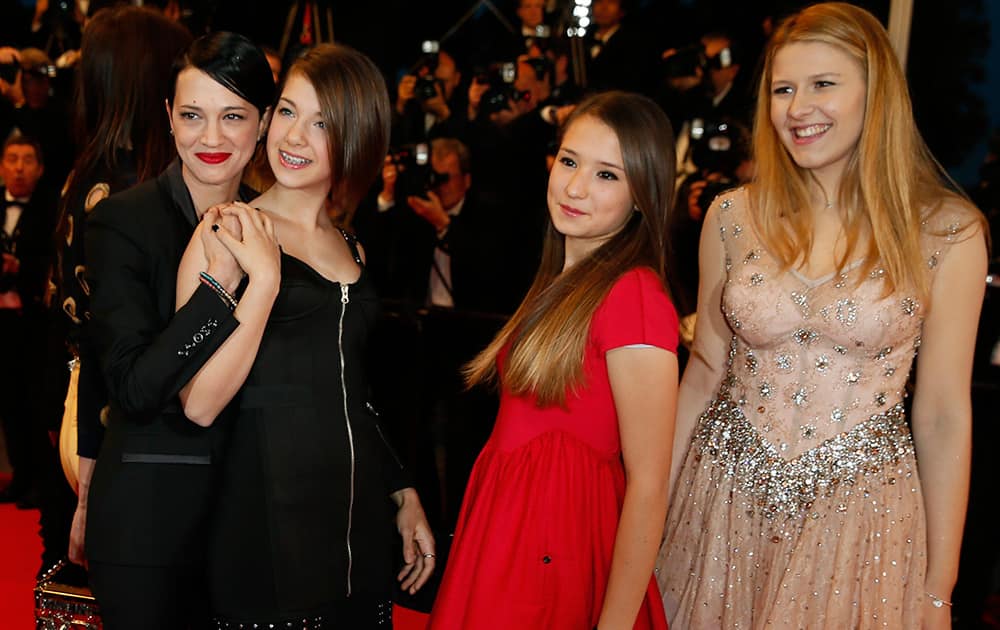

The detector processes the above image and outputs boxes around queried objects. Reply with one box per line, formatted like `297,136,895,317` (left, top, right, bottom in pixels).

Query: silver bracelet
925,591,953,608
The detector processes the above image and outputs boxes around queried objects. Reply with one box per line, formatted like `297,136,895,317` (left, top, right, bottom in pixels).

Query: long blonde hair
465,92,676,406
752,2,981,300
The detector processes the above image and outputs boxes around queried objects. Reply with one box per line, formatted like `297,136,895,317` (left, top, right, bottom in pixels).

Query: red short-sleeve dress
428,267,678,630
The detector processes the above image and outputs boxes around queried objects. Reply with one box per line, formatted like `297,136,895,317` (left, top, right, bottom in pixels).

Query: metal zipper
338,283,356,596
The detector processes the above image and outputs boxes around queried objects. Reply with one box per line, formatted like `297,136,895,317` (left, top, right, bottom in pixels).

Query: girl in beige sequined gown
656,4,988,629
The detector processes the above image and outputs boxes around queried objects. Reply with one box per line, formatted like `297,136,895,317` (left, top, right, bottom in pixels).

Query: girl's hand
199,207,242,293
392,488,436,594
215,202,281,293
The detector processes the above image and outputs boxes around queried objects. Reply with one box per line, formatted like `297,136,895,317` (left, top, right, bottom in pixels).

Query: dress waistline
690,395,913,527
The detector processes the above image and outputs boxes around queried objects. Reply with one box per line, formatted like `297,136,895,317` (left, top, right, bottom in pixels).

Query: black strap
338,228,364,268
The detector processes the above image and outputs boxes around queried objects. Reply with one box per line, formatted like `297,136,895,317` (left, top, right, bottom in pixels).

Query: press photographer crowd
1,0,1000,628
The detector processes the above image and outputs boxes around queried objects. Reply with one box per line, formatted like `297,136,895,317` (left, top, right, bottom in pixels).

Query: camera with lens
662,41,739,83
661,43,705,80
688,117,750,211
23,63,57,80
412,40,441,101
526,24,552,52
475,61,529,116
388,143,450,199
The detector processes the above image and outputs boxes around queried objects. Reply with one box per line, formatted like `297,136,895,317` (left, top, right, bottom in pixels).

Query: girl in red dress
428,91,678,630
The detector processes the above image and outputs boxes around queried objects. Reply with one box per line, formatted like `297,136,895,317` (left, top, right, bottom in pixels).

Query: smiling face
169,67,263,193
769,41,867,187
266,71,333,196
547,115,634,264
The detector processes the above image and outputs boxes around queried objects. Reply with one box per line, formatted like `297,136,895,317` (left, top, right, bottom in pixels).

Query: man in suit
357,137,520,316
0,134,59,507
585,0,657,96
356,138,521,528
392,49,468,148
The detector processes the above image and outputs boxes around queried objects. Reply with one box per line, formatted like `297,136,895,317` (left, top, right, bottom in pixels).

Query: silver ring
422,553,435,559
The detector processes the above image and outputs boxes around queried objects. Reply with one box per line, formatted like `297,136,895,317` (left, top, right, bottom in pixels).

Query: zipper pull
341,284,349,304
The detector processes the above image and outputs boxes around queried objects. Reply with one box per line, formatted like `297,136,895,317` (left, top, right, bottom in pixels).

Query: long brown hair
62,6,191,207
465,91,676,406
285,44,391,215
751,2,984,300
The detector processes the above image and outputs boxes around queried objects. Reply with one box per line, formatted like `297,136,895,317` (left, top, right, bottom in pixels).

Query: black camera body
412,40,441,102
662,44,705,79
389,143,449,199
688,117,750,213
662,43,738,80
689,118,749,177
476,62,529,116
0,63,18,84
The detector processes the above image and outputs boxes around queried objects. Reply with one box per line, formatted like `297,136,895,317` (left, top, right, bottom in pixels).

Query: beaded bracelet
199,271,238,311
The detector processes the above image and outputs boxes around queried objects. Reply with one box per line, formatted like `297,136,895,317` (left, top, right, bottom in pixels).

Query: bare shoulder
922,193,987,243
703,183,750,229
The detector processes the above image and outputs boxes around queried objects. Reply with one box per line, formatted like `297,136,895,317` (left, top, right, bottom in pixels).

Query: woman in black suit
61,4,192,570
81,32,277,629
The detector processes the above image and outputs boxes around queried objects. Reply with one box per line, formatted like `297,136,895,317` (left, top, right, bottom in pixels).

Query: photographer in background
393,45,467,147
0,47,73,190
670,117,752,333
0,134,60,511
660,32,753,179
585,0,657,95
464,54,572,294
356,137,515,314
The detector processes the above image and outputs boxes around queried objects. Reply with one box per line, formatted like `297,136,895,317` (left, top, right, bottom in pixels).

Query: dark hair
64,6,191,209
170,32,276,117
3,134,44,165
285,44,391,213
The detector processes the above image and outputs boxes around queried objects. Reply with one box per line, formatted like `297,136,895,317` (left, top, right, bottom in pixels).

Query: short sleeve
592,267,679,354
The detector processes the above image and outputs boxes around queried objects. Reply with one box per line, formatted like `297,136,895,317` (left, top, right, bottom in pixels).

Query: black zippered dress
209,230,410,625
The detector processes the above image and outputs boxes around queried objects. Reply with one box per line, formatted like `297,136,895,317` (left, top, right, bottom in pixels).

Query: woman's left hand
391,487,436,594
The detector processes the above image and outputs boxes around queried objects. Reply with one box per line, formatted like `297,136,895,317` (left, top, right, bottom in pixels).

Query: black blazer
83,161,242,566
0,184,59,312
586,23,657,96
356,191,526,315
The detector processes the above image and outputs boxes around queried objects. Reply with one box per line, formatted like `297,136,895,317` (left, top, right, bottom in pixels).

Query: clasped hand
199,202,281,293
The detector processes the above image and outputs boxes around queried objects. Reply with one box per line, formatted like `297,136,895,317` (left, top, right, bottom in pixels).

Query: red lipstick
196,152,232,164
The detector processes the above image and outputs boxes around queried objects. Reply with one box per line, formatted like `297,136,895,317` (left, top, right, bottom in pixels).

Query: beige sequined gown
658,188,963,629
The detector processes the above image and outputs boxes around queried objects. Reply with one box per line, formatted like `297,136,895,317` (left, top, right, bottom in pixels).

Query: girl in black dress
176,44,435,628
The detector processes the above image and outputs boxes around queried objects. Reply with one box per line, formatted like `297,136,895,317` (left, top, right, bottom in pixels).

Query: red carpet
0,502,42,629
0,499,429,629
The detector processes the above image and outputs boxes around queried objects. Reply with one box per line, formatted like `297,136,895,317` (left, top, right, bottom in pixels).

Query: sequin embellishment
692,397,912,523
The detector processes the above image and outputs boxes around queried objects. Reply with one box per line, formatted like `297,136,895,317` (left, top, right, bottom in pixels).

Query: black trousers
0,309,46,495
89,561,210,630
